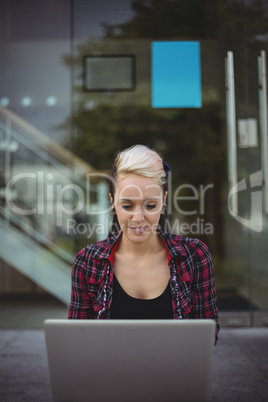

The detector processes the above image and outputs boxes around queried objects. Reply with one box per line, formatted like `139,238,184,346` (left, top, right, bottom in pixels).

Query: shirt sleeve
189,240,220,344
68,249,94,319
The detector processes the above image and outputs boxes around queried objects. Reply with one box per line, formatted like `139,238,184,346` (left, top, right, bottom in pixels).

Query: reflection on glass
151,41,201,108
84,55,135,91
0,0,267,316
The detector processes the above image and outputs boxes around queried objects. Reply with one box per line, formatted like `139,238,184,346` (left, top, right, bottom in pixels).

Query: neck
118,232,164,257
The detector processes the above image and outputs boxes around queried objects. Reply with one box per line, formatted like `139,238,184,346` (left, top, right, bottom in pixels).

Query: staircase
0,106,109,305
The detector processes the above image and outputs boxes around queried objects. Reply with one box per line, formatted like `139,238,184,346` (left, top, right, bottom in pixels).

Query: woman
68,145,219,342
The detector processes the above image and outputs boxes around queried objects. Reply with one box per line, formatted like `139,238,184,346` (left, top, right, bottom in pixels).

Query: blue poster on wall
151,41,201,108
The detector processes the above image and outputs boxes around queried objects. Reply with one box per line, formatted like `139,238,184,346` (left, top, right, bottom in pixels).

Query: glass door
225,1,268,325
70,0,268,324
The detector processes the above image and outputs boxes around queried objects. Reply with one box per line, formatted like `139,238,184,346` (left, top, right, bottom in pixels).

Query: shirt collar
90,230,122,263
91,226,188,265
157,226,188,261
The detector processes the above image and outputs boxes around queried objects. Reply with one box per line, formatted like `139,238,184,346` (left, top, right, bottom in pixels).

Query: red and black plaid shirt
68,228,220,341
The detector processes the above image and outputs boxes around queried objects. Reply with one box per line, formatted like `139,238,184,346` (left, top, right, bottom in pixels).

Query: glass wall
0,0,268,324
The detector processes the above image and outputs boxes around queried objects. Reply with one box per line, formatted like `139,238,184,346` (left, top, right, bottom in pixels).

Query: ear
163,191,168,206
109,193,114,207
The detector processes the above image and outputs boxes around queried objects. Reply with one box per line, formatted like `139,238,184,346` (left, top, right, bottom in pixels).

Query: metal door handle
225,51,238,214
258,50,268,214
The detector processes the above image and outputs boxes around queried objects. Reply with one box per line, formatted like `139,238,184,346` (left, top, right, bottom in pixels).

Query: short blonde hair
108,145,171,236
115,145,166,187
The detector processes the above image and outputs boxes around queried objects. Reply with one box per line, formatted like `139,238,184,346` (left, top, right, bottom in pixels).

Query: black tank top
110,275,173,319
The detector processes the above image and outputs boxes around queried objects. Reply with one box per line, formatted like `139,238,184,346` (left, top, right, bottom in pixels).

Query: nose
132,208,145,223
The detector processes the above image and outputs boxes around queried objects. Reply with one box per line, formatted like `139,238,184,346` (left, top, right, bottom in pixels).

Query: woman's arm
68,249,93,319
189,240,220,344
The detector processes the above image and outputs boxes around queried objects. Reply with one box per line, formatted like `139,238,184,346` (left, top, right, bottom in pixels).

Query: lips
129,226,148,234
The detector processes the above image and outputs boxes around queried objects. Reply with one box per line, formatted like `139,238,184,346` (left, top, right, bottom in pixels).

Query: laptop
44,319,215,402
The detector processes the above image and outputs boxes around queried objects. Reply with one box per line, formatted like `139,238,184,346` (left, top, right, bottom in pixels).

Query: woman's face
111,174,167,244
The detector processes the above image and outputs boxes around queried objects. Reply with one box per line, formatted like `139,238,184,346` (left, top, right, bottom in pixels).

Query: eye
121,204,133,210
145,204,157,210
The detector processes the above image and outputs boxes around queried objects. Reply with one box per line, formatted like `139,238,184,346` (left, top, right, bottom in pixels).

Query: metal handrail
0,110,108,265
